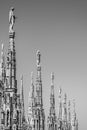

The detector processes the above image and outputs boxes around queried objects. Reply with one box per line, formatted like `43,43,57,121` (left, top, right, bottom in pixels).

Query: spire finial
50,72,54,96
9,7,15,34
1,43,4,52
31,72,33,84
36,50,41,65
20,74,23,96
59,86,62,95
21,74,23,85
20,74,25,122
51,72,54,85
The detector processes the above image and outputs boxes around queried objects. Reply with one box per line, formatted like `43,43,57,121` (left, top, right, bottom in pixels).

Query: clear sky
0,0,87,130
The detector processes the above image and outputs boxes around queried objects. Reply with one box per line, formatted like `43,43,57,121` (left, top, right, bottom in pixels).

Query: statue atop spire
51,72,54,85
59,87,62,95
21,75,23,89
36,50,41,66
9,7,15,33
51,72,54,96
6,7,16,89
31,72,33,85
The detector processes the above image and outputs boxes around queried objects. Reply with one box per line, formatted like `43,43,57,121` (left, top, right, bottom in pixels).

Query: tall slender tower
1,7,17,130
71,100,78,130
20,75,25,123
47,73,57,130
6,7,17,92
20,75,27,130
58,87,62,120
36,50,42,107
50,73,55,117
28,72,35,130
58,87,62,130
67,101,71,130
62,93,67,130
35,50,45,130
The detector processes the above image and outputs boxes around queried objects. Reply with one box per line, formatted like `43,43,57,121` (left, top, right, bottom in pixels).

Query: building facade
0,7,78,130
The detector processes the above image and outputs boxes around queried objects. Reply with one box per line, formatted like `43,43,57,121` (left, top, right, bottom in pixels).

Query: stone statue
37,50,41,65
9,7,15,33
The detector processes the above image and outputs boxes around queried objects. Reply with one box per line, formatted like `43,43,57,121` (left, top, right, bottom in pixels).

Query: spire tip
31,72,33,84
36,50,41,65
51,72,54,82
1,43,4,50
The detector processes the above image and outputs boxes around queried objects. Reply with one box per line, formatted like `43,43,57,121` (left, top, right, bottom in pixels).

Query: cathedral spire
58,87,62,120
0,43,6,83
6,7,17,91
49,72,56,116
20,75,25,123
36,50,43,106
67,100,71,130
63,93,67,122
72,100,77,128
35,50,45,130
47,73,57,130
28,72,35,126
28,72,35,109
31,72,34,105
50,72,55,111
36,50,41,66
68,100,71,123
51,72,54,95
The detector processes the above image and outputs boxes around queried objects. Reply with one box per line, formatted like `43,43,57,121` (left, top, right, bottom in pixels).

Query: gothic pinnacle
6,7,16,89
58,87,62,120
64,93,67,103
31,72,34,99
31,71,33,85
51,72,54,96
68,100,71,122
21,75,23,88
21,75,24,103
20,74,24,103
59,86,62,101
1,43,4,53
36,50,41,66
50,72,55,112
20,75,25,122
72,99,76,118
63,93,67,122
51,72,54,85
59,87,62,95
